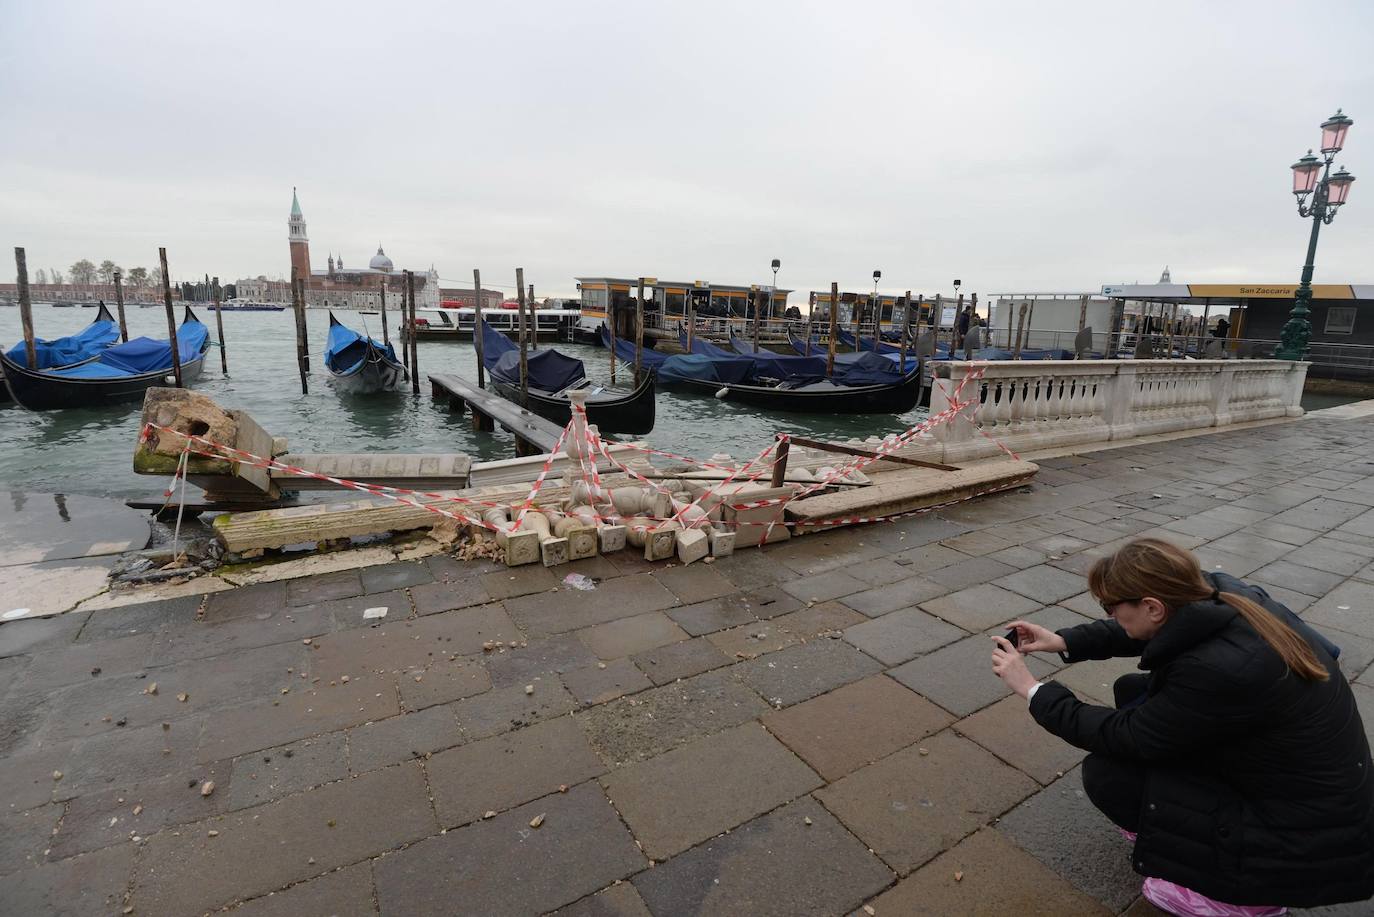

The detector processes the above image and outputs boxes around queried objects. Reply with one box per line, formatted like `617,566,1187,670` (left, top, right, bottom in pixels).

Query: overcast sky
2,0,1370,299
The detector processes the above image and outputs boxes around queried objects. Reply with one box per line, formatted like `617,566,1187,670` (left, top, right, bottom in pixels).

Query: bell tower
288,187,311,283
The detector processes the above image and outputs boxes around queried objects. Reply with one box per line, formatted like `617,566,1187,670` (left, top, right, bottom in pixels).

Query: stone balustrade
921,359,1310,463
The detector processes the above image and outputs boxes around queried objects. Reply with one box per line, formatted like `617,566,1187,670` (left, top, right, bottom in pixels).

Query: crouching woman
991,537,1374,914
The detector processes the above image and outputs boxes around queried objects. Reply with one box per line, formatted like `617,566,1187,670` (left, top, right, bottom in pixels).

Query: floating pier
428,373,562,456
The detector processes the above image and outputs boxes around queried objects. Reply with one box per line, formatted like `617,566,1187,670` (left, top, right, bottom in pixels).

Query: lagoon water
0,305,931,500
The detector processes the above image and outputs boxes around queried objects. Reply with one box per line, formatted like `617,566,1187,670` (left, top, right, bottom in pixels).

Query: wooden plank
428,373,562,453
785,461,1038,531
272,453,472,490
786,435,960,471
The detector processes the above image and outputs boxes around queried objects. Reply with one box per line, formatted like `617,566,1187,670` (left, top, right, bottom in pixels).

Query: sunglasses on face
1101,598,1142,616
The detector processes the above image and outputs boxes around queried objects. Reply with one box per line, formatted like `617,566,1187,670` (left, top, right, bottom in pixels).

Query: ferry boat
215,299,287,312
408,304,582,341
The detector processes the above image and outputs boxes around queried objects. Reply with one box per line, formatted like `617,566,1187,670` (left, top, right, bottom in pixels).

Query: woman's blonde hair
1087,537,1329,682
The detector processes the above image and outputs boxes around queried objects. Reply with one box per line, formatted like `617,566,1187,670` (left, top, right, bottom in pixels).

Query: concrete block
709,530,736,557
564,524,599,560
645,528,676,562
503,529,542,567
675,528,709,565
541,536,570,567
598,524,627,554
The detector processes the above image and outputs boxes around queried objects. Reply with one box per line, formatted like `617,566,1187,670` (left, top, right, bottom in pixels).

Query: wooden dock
429,373,562,456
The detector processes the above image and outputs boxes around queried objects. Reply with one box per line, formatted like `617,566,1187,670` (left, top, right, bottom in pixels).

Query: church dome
369,245,394,272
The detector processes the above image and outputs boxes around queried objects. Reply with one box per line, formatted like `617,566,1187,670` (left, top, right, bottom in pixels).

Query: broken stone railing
918,359,1309,463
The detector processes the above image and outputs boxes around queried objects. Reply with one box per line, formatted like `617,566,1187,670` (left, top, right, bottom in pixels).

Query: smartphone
1004,628,1020,648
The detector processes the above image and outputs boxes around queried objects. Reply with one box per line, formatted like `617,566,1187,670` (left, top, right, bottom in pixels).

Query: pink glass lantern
1327,167,1356,206
1320,109,1353,154
1292,151,1322,195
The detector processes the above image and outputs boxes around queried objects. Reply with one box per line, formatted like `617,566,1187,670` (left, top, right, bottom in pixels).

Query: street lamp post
871,270,881,345
1276,109,1356,360
770,258,780,321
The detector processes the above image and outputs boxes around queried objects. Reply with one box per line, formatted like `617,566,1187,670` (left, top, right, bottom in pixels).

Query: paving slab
286,570,364,607
409,576,492,615
601,722,820,859
225,861,376,916
310,604,518,682
1237,559,1348,598
843,608,966,666
481,564,559,600
373,783,643,916
840,575,950,617
398,655,491,711
769,600,866,639
1282,539,1371,577
579,668,770,767
988,544,1053,569
706,619,799,660
0,611,88,658
133,763,434,916
924,555,1019,591
774,532,886,575
551,882,652,917
15,632,155,693
1205,531,1300,568
76,595,201,643
426,554,503,583
997,766,1143,913
428,716,606,827
562,658,653,706
348,704,461,773
815,729,1037,875
780,569,868,603
0,842,134,917
955,693,1088,785
994,565,1090,605
762,674,952,781
50,759,231,859
505,573,680,634
711,548,790,589
486,633,601,689
888,635,1056,717
1305,581,1374,640
890,542,973,573
652,564,737,604
60,714,204,794
632,797,892,917
227,732,350,809
147,602,334,662
919,583,1043,632
450,681,577,742
576,612,688,660
1051,657,1145,706
844,556,919,585
737,637,884,707
197,673,398,763
865,827,1112,916
665,593,761,636
360,560,433,593
631,637,732,686
0,803,61,874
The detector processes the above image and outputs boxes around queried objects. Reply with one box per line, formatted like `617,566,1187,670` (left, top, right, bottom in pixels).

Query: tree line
34,260,159,287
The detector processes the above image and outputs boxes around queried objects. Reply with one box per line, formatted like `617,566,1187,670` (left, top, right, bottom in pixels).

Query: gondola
1,303,121,404
323,312,407,394
656,353,925,414
479,320,655,434
0,306,210,411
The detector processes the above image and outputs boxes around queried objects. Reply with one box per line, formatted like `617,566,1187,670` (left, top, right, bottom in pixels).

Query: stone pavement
4,412,1374,916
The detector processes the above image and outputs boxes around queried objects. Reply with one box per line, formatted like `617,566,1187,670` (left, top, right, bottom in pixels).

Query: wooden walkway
429,373,563,456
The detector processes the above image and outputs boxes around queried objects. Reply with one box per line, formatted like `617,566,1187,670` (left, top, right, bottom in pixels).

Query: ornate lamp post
1276,109,1356,360
770,258,780,319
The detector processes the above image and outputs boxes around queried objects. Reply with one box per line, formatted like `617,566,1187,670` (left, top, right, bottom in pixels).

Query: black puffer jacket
1029,575,1374,907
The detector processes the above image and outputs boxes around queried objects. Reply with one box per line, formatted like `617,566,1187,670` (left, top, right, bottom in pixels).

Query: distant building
438,286,504,310
234,189,439,310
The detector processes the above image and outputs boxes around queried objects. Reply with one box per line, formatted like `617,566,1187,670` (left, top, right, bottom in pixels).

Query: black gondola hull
0,352,207,411
490,373,656,435
660,368,924,414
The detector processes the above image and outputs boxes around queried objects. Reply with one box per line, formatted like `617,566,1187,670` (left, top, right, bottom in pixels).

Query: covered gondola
479,320,654,434
656,353,924,414
0,306,210,411
323,312,407,394
0,303,121,404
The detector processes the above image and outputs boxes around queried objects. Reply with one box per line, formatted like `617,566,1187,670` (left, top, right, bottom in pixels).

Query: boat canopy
50,321,208,379
325,314,401,375
479,319,586,393
656,354,757,386
600,325,670,368
678,330,829,382
4,310,119,369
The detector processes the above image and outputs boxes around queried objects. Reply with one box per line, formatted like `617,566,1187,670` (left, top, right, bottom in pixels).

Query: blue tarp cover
829,351,907,386
4,318,119,369
600,325,669,368
478,319,585,393
50,322,208,379
325,318,400,375
677,330,827,383
656,354,757,386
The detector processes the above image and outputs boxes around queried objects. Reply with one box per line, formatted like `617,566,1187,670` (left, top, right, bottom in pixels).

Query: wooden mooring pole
529,282,538,350
634,277,645,387
607,287,618,385
752,288,763,354
158,247,183,388
291,269,309,394
212,276,228,375
112,269,129,342
473,269,485,388
899,290,912,368
516,267,528,402
407,270,420,395
686,289,695,353
826,281,838,377
1013,302,1028,359
14,247,37,370
378,275,390,347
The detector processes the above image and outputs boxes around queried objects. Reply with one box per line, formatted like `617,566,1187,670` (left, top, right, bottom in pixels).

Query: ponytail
1219,591,1329,682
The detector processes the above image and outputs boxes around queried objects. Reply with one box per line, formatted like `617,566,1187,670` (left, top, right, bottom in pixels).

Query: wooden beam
785,435,960,471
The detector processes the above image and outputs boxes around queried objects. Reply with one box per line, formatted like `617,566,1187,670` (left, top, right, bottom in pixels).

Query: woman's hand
992,636,1040,699
1006,620,1068,655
